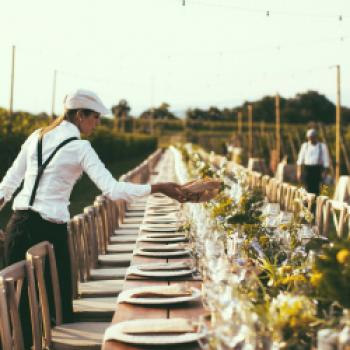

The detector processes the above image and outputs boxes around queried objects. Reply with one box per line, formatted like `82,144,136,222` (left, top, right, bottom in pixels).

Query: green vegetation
184,91,350,124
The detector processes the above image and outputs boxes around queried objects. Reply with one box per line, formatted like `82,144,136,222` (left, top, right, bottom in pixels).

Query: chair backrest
315,195,329,236
68,215,90,288
0,260,41,350
334,175,350,203
83,207,99,269
95,196,111,243
93,198,108,254
26,241,63,349
328,200,348,238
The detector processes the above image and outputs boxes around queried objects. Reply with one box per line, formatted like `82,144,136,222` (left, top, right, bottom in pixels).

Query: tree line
109,90,350,124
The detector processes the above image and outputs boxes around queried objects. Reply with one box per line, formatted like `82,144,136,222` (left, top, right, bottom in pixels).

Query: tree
139,102,177,120
111,99,131,132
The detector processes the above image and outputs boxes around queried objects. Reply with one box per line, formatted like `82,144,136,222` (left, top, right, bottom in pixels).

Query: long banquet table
102,218,205,350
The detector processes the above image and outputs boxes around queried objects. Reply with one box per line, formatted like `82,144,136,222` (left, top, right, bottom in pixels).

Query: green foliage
312,239,350,309
89,127,157,163
140,102,178,120
185,90,350,124
226,188,265,225
0,111,157,179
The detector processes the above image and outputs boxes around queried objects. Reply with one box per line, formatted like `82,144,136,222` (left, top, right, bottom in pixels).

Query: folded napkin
137,261,191,271
182,179,222,203
121,318,196,334
130,284,192,299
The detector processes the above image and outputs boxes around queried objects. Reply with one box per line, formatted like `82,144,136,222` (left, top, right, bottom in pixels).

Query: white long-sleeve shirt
296,141,330,168
0,121,151,223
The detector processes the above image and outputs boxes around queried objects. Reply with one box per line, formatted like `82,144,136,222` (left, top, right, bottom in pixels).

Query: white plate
138,235,187,243
134,248,191,257
143,218,180,224
103,319,204,345
141,224,179,232
127,265,195,277
118,287,200,305
146,205,179,211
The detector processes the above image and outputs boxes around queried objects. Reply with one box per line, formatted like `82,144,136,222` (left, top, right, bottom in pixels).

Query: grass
0,154,149,229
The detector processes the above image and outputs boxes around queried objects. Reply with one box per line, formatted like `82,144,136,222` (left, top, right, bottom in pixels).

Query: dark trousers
5,210,74,347
303,165,323,196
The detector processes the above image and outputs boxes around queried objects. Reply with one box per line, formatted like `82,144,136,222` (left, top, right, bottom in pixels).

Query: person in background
0,89,186,347
296,128,330,195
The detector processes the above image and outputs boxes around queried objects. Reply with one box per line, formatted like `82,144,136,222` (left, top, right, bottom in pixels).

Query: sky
0,0,349,116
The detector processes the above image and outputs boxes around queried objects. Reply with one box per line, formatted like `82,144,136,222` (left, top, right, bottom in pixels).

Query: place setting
126,261,195,278
142,215,182,224
137,232,188,243
140,223,182,232
134,243,191,258
103,317,205,345
117,283,201,305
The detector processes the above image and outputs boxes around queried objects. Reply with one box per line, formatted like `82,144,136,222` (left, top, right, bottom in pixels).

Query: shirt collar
60,120,81,139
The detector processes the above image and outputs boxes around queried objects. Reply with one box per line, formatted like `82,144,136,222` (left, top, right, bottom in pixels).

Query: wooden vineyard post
248,105,253,158
275,93,281,164
237,111,242,135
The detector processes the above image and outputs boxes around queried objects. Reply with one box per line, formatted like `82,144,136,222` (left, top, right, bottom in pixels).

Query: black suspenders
28,136,78,206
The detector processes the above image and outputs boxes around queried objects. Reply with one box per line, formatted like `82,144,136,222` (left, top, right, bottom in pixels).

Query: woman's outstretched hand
151,182,187,203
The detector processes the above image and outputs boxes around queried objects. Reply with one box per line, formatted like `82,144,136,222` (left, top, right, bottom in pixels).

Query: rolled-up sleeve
0,134,32,203
79,141,151,202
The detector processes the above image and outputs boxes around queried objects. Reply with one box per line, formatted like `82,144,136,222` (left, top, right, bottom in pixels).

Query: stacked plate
134,243,191,257
127,261,194,278
138,233,187,243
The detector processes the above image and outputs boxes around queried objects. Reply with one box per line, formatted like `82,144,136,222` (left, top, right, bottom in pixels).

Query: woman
0,89,185,327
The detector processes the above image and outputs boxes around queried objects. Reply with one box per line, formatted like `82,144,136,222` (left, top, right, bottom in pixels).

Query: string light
188,0,346,21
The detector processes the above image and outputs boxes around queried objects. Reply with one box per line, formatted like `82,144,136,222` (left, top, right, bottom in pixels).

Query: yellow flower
336,249,350,264
279,265,293,274
259,235,269,245
319,254,328,261
290,317,298,328
310,272,323,287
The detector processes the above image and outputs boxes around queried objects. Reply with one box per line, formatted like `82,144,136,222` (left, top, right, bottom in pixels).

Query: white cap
63,89,110,115
306,128,317,138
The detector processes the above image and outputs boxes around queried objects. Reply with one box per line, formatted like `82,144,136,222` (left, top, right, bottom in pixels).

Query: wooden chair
92,199,133,267
67,212,125,297
261,175,271,196
0,260,41,350
26,241,109,350
323,200,348,238
315,195,329,236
